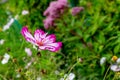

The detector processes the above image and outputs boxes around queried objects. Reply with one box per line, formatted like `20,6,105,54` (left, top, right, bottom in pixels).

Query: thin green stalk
20,40,24,50
64,62,78,80
0,74,7,80
112,74,116,80
103,66,110,80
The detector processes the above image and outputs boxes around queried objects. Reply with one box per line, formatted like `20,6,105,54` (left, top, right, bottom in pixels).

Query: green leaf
114,45,120,54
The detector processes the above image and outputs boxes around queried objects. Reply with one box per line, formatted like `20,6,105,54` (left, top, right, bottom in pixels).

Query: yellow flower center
112,56,118,61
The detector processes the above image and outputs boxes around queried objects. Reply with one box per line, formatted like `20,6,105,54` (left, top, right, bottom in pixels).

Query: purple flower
71,7,84,16
43,17,55,29
21,26,62,52
43,0,68,29
44,1,67,18
57,0,68,8
44,2,60,18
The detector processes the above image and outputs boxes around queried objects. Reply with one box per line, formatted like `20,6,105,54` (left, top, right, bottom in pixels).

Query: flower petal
38,42,62,52
34,29,47,42
21,26,36,45
43,34,56,44
110,64,120,72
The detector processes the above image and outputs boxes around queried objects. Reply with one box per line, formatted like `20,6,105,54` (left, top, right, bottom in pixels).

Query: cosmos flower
21,26,62,52
1,53,10,64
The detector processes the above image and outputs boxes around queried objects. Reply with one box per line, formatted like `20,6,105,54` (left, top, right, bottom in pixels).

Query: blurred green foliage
1,0,120,80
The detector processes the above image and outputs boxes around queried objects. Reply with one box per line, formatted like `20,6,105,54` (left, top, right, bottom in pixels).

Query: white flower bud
0,39,5,45
1,53,10,64
25,48,32,56
100,57,106,66
117,58,120,64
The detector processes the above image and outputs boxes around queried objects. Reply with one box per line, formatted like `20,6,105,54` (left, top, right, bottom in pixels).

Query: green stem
103,66,110,80
64,62,78,80
0,74,7,80
112,74,116,80
20,40,24,50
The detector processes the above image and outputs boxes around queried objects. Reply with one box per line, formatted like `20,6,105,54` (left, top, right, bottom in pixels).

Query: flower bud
112,56,118,62
100,57,106,66
117,58,120,64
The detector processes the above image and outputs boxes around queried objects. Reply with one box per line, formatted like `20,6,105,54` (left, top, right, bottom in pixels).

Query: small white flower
22,10,29,15
67,73,75,80
60,73,75,80
55,70,60,75
117,58,120,64
25,48,32,56
100,57,106,66
16,73,21,78
0,39,5,45
1,53,10,64
110,64,120,72
3,18,14,31
36,77,41,80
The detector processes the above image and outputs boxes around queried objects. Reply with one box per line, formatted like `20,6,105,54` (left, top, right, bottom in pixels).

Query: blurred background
0,0,120,80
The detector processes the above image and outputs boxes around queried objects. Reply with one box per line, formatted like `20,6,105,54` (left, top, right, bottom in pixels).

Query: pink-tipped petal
47,42,62,52
53,42,62,51
34,29,47,40
38,46,57,52
39,42,62,52
43,34,56,44
21,26,36,45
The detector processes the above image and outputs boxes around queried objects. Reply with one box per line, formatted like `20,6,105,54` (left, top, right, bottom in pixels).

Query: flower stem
0,74,7,80
64,61,78,80
103,65,110,80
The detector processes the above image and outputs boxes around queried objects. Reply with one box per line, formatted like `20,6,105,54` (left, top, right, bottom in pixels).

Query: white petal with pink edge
38,42,62,52
43,34,56,44
34,29,47,40
21,27,36,45
38,46,57,52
